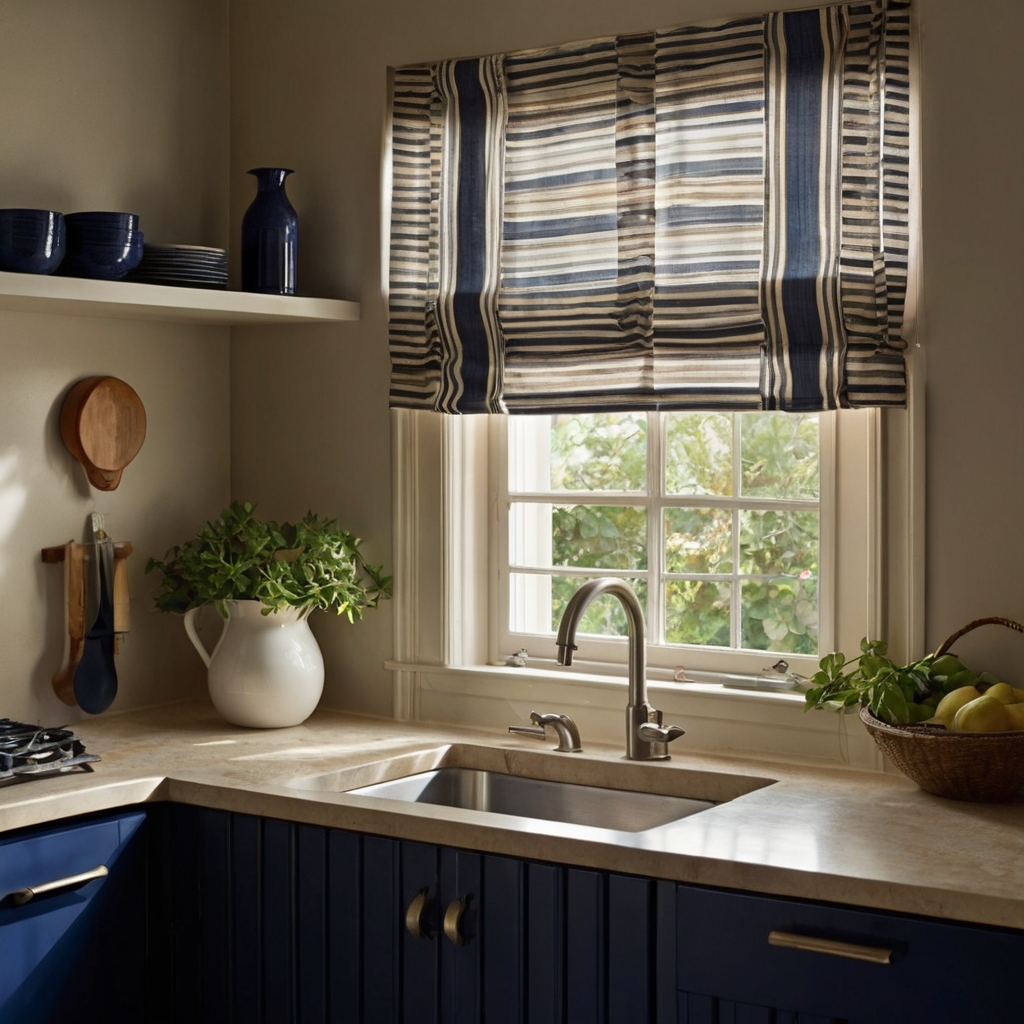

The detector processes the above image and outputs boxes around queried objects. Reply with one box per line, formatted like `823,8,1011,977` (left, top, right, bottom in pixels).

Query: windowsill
385,659,886,771
386,658,805,705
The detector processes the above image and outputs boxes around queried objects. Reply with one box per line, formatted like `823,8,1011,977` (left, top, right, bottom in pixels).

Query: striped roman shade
388,0,911,413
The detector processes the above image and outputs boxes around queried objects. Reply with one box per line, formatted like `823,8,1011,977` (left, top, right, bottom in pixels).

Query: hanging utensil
72,515,118,714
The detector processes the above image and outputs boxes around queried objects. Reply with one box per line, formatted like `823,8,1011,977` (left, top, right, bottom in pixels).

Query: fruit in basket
981,682,1016,704
1005,703,1024,730
929,685,982,728
952,695,1012,733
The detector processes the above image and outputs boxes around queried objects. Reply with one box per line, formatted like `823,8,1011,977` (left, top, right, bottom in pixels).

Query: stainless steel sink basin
347,767,715,832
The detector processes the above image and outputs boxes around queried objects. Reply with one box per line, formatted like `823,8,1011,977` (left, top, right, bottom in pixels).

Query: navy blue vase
241,168,297,294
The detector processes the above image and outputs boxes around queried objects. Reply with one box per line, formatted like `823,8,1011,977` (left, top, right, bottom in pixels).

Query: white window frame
387,361,924,769
494,410,835,679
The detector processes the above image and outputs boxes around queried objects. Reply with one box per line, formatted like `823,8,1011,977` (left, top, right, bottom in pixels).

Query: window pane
664,508,732,574
550,413,646,491
739,510,818,576
664,581,731,647
551,505,647,570
664,413,732,495
741,576,818,654
740,413,819,499
545,575,648,637
510,504,647,570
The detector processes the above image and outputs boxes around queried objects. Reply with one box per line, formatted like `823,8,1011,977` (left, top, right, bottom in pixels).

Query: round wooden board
60,376,147,490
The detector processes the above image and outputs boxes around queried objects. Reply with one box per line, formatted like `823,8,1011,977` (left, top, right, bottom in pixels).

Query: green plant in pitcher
146,501,391,619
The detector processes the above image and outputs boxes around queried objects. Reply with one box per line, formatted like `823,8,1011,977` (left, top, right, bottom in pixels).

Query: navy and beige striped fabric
387,0,911,413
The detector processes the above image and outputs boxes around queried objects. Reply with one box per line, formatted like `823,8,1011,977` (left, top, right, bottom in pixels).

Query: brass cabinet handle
6,864,109,907
405,888,432,940
443,898,468,946
768,930,893,965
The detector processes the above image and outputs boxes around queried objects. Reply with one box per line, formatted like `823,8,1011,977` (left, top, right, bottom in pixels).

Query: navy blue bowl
0,209,66,274
63,212,142,279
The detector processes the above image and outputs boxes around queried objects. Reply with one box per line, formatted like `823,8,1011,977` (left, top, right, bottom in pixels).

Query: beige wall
229,0,1024,718
6,0,1011,727
0,0,231,723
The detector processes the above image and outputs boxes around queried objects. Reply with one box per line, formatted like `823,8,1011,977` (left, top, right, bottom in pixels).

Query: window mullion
647,411,664,646
731,414,743,650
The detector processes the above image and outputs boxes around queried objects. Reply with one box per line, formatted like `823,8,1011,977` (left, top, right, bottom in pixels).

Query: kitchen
1,0,1022,1021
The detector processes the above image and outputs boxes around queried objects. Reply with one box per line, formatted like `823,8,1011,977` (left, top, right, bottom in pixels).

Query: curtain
388,1,911,414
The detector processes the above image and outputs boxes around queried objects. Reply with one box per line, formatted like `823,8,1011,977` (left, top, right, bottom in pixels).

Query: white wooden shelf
0,270,359,326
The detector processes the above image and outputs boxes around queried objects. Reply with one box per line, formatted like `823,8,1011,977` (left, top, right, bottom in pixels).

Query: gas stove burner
0,719,100,785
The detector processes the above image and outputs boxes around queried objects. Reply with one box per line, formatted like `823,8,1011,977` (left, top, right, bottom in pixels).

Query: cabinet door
436,848,527,1024
149,805,346,1024
677,884,1024,1024
0,809,147,1024
149,805,668,1024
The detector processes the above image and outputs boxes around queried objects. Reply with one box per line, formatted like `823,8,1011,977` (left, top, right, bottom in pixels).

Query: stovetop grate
0,719,100,786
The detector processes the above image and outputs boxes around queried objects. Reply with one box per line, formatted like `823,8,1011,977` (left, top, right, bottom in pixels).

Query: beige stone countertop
2,701,1022,931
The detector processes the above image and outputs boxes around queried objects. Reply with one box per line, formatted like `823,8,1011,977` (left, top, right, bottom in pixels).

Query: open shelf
0,270,359,325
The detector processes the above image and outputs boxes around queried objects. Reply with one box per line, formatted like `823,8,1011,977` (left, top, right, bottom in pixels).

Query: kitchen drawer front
677,884,1023,1023
0,809,147,1024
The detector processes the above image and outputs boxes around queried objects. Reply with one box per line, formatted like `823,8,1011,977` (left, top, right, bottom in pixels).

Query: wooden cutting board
60,376,147,490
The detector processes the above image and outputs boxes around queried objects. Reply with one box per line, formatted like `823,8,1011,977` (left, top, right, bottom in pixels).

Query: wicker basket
861,618,1024,802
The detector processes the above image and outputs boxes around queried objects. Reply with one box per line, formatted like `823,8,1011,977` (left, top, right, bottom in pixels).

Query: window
499,411,828,676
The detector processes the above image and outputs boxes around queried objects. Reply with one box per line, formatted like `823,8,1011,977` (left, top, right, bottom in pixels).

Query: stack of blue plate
128,243,228,290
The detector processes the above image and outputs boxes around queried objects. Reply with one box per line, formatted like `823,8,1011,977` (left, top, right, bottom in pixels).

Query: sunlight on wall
0,450,28,580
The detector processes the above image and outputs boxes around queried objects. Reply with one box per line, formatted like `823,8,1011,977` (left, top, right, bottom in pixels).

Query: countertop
2,701,1022,931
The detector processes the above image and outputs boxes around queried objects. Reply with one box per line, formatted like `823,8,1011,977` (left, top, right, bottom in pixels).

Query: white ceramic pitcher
183,599,324,728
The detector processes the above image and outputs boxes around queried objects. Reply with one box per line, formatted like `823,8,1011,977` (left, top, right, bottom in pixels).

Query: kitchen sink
287,743,775,834
347,767,714,832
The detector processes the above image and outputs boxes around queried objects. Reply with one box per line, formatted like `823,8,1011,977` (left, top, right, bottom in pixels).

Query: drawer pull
7,864,109,907
405,888,432,940
768,930,893,965
443,898,468,946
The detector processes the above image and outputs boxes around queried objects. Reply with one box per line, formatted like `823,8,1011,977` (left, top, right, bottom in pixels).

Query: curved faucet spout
555,578,646,707
554,578,684,761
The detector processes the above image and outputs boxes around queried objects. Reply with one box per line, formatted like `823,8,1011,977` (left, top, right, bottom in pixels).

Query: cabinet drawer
677,885,1022,1023
0,810,146,1024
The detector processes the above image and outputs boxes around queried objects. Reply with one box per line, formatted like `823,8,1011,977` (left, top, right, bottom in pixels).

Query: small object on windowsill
674,663,809,693
505,648,529,667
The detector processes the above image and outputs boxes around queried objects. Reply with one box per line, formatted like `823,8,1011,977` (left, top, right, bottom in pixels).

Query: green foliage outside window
539,412,820,653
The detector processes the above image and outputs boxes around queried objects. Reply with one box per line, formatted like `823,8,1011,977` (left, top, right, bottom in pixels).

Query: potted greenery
147,501,390,728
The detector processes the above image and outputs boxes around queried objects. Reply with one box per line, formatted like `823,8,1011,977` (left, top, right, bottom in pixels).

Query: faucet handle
637,722,685,744
508,711,583,753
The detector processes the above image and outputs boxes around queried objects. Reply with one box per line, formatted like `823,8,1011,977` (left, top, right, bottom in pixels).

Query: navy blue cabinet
6,802,1022,1024
676,884,1022,1024
148,804,670,1024
0,809,147,1024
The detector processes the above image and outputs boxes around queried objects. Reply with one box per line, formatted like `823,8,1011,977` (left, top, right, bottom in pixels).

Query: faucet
508,711,583,753
555,578,684,761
